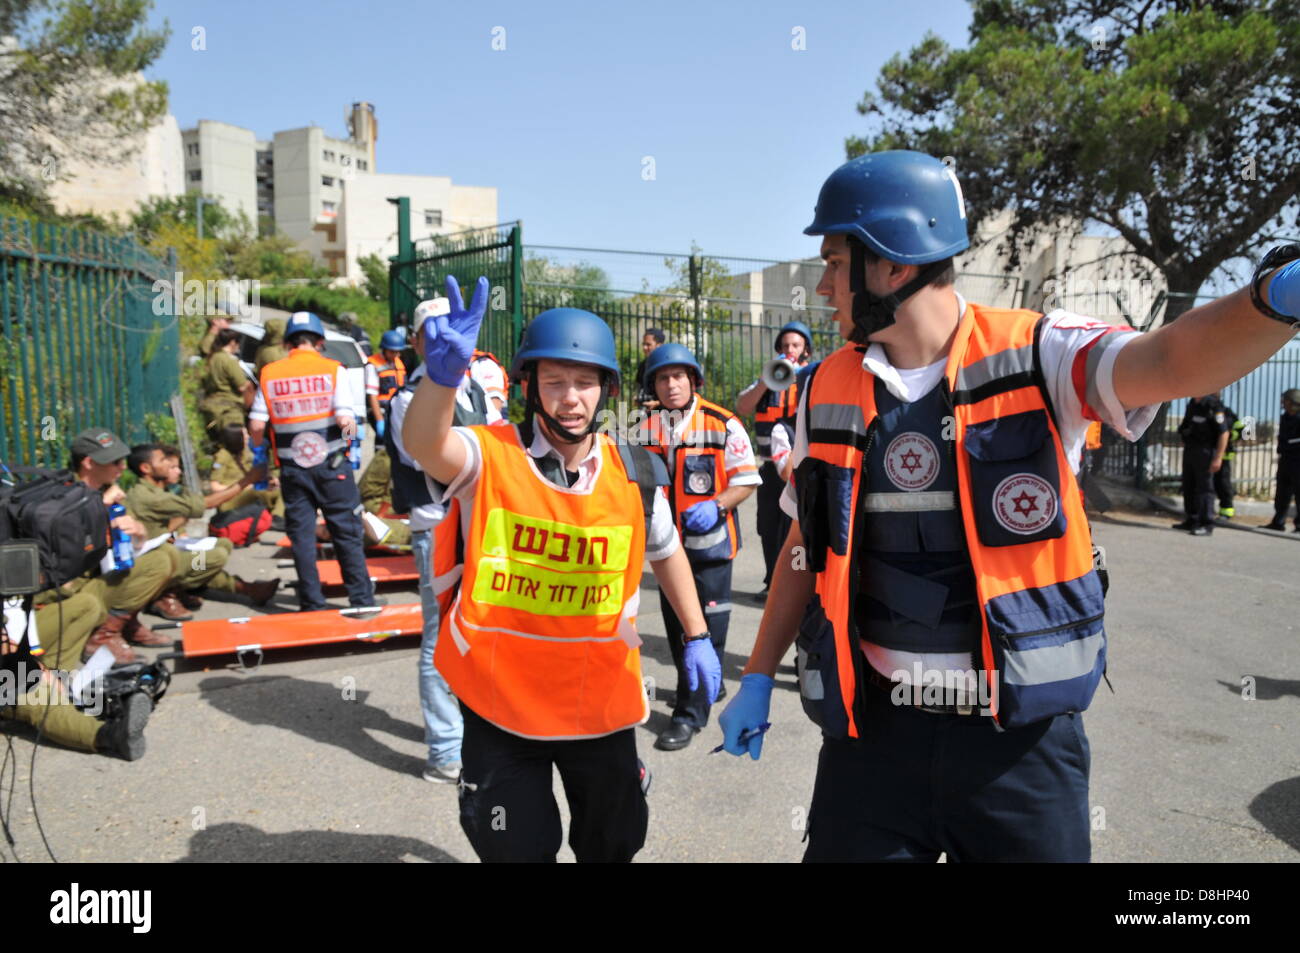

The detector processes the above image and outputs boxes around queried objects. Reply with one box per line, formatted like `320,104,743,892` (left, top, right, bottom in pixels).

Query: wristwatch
1250,243,1300,330
683,630,711,646
715,502,729,519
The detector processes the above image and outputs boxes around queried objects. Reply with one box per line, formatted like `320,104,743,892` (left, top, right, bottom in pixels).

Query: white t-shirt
779,296,1159,688
435,424,679,562
469,355,508,407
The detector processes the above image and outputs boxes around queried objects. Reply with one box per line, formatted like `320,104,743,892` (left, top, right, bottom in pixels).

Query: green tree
359,252,390,301
523,254,616,310
850,0,1300,323
0,0,170,206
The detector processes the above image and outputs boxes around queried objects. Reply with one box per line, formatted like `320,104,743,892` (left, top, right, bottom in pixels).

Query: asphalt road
3,498,1297,863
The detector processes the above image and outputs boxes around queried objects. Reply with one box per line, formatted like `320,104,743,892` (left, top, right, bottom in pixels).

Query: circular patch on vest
289,431,328,468
992,473,1057,535
687,469,714,495
883,432,940,490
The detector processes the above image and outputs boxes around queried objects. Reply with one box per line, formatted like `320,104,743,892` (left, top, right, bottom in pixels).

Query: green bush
258,285,389,348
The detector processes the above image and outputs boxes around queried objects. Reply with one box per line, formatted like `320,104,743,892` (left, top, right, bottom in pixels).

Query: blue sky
147,0,974,264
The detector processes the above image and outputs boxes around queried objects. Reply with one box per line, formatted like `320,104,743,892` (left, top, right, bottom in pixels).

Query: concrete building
180,120,258,224
47,112,185,221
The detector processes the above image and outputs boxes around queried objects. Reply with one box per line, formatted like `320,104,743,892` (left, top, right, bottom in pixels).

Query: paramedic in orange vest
403,276,721,863
249,311,377,611
366,329,407,439
636,343,759,751
718,150,1300,862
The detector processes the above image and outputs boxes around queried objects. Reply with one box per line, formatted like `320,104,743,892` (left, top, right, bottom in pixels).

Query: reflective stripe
954,344,1035,394
431,564,463,595
809,402,868,435
684,523,729,550
274,419,341,436
1002,631,1104,686
1084,331,1129,415
683,431,727,449
863,490,956,512
703,601,732,614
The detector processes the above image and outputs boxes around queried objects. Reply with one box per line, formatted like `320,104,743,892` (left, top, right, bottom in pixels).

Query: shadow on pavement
199,675,425,777
177,822,460,863
1214,675,1300,701
1248,777,1300,853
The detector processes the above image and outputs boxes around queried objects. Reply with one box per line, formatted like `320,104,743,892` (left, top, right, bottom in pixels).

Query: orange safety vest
368,353,406,405
635,396,754,562
1085,420,1103,450
754,378,800,461
433,424,649,740
795,303,1105,734
259,349,346,466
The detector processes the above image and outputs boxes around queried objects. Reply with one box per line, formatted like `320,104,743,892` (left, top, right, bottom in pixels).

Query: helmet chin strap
522,366,611,446
847,236,950,345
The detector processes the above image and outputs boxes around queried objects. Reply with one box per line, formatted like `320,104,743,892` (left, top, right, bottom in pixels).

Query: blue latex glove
683,636,721,705
682,499,720,533
423,274,489,387
376,417,386,439
718,673,774,760
1268,259,1300,318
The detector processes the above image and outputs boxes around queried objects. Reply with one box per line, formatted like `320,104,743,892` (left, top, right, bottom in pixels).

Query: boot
147,589,193,622
236,576,281,607
176,589,204,610
123,611,173,647
95,692,151,761
83,614,146,666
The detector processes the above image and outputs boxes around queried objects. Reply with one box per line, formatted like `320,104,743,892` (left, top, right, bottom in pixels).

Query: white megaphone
762,357,797,392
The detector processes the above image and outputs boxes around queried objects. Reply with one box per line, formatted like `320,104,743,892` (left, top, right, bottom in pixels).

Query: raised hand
423,275,490,387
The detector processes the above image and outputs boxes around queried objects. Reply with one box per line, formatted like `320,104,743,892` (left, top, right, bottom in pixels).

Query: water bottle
349,438,361,470
107,503,134,571
251,443,269,491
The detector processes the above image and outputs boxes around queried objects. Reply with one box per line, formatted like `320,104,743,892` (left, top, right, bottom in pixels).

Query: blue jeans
412,528,463,767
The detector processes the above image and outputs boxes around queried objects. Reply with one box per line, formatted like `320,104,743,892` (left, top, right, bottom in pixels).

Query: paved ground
3,496,1298,863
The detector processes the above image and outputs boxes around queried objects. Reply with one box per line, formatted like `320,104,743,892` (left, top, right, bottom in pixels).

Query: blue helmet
511,308,621,397
804,150,969,265
774,321,813,355
285,311,325,341
643,342,703,389
379,329,406,351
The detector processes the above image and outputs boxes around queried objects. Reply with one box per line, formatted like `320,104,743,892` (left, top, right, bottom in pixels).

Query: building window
323,150,335,162
322,200,336,213
357,159,368,171
322,176,334,187
188,170,202,182
424,209,442,227
186,142,199,157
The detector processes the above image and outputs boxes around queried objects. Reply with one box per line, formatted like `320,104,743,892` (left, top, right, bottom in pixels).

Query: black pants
804,681,1091,862
658,558,732,727
756,461,791,589
281,461,374,609
1274,458,1300,528
1180,444,1216,527
1213,457,1234,513
457,703,648,863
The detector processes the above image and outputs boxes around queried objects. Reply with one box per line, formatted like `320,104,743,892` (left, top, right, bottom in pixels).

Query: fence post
511,222,524,349
689,253,703,356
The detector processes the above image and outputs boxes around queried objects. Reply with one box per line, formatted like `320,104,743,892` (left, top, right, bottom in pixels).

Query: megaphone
762,357,797,392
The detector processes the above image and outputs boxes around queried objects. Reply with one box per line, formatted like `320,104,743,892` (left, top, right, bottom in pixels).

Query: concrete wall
48,113,184,221
181,120,257,224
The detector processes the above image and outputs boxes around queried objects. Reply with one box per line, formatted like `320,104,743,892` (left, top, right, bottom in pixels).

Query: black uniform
1272,411,1300,529
1178,397,1227,531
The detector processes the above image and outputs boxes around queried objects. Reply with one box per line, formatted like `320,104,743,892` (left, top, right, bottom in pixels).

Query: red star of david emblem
1011,490,1039,516
899,449,923,473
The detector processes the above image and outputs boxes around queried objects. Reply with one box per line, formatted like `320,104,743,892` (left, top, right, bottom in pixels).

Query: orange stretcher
168,604,424,668
312,555,419,587
271,536,410,557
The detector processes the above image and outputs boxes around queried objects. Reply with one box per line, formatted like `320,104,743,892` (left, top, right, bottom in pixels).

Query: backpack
0,468,109,590
208,502,273,547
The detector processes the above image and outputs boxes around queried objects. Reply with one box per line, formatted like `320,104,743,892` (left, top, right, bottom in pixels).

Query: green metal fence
0,216,179,469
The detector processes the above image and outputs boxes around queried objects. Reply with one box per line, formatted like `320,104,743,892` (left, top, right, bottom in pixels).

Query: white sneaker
422,761,462,784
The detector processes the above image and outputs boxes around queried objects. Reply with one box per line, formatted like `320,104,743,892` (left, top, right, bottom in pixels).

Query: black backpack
0,469,110,590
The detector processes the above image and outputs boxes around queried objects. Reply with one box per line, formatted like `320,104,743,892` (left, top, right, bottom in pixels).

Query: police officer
1174,394,1229,536
1265,388,1300,531
636,343,760,750
718,150,1300,862
248,311,378,612
402,277,720,862
735,321,812,597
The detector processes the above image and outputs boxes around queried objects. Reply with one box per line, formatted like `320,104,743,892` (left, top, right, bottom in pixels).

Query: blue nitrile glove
684,636,722,705
376,417,386,439
424,274,489,387
1268,259,1300,318
718,673,775,760
682,499,720,533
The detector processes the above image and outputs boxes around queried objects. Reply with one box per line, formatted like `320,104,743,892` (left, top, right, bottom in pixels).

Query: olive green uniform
32,547,179,624
357,448,411,548
254,317,288,378
200,349,249,434
125,481,238,594
210,446,283,517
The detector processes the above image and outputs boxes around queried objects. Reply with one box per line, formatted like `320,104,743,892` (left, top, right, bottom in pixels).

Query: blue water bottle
251,442,269,490
349,438,361,470
107,503,134,570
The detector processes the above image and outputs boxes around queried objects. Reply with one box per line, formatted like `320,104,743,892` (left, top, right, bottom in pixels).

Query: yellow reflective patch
481,509,633,573
471,556,625,616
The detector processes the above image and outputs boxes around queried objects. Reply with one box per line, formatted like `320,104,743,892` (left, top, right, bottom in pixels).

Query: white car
227,320,369,425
